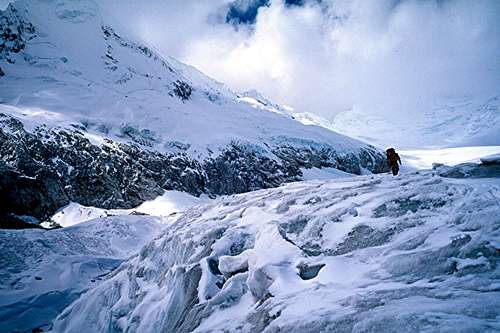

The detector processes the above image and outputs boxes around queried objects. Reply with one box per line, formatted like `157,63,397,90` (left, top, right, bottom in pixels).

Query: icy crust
0,215,165,332
53,172,500,332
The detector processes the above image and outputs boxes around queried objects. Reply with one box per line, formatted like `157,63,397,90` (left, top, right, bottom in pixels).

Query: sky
2,0,500,119
97,0,500,119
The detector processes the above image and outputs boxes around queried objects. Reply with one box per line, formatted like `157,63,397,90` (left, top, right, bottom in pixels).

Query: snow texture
0,0,378,158
50,171,500,333
0,215,165,332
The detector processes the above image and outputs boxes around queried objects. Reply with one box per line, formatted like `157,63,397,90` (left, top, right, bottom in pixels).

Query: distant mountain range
330,97,500,149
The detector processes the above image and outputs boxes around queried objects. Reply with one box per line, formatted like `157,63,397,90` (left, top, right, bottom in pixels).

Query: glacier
330,96,500,149
0,215,166,332
46,169,500,333
0,1,499,332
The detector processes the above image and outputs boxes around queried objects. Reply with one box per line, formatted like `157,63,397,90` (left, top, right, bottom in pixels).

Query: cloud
104,0,500,118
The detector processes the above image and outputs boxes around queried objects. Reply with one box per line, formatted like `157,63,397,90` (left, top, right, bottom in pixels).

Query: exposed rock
0,115,387,224
0,2,389,226
173,80,192,101
435,162,500,179
0,4,35,63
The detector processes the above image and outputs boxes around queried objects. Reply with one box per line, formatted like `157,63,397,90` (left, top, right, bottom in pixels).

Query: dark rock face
173,80,193,101
434,162,500,179
0,4,35,63
0,114,201,222
0,2,389,226
204,143,300,195
0,114,388,227
272,144,386,175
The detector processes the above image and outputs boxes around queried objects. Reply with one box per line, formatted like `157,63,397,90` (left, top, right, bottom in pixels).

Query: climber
386,148,401,176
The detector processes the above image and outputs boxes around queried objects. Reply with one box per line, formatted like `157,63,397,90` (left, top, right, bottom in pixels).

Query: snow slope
330,96,500,149
0,0,387,225
52,171,500,332
401,146,500,170
242,91,500,151
0,0,378,157
0,215,165,332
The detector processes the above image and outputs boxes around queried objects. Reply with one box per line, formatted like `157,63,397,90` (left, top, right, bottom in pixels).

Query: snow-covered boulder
434,161,500,179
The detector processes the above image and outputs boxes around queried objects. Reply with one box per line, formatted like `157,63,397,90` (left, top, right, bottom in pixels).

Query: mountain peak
0,0,387,227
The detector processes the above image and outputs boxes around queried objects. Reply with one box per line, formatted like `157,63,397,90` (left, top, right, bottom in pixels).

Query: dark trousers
391,165,399,176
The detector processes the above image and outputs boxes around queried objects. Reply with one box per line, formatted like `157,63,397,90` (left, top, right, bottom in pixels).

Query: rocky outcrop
173,80,193,101
0,2,389,227
0,4,35,63
433,162,500,179
0,114,387,226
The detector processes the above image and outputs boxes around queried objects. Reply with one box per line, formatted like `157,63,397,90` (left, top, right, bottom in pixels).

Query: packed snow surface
300,167,353,180
51,171,500,333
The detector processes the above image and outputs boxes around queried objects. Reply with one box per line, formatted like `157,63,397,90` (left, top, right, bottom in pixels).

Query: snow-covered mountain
330,96,500,149
3,2,498,332
238,91,500,150
46,169,500,333
0,0,387,227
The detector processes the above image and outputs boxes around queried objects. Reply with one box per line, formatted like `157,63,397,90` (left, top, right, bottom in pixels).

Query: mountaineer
386,148,401,176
